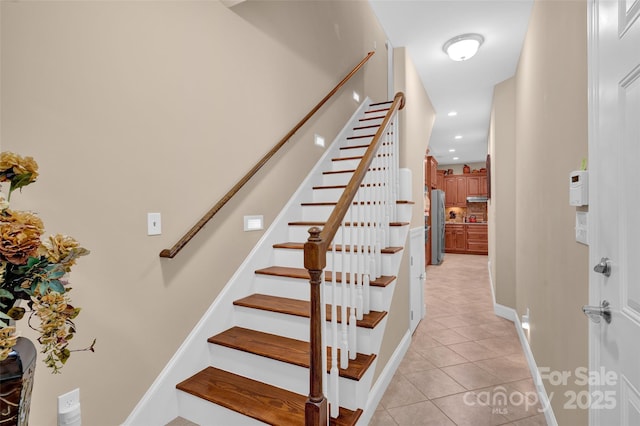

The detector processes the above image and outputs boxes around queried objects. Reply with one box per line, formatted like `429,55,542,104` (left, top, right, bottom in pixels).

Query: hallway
370,254,547,426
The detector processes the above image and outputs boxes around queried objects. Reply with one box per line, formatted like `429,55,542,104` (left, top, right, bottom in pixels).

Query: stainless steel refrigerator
431,189,445,265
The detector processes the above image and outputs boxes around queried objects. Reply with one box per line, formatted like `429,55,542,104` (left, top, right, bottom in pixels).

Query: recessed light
448,111,458,117
449,149,456,152
454,135,463,140
453,157,459,160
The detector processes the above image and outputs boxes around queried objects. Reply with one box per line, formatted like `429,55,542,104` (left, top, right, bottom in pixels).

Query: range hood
467,196,488,203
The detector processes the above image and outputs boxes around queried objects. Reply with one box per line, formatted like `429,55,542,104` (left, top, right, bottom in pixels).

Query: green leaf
48,280,65,293
0,288,14,299
49,270,65,280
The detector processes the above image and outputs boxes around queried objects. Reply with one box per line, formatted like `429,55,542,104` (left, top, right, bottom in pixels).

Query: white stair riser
351,126,381,137
322,172,353,186
177,392,265,426
312,185,392,203
288,224,408,247
233,305,385,355
321,169,388,187
337,146,368,158
397,203,412,222
312,187,345,203
331,158,361,171
273,248,402,276
253,274,395,312
207,344,367,410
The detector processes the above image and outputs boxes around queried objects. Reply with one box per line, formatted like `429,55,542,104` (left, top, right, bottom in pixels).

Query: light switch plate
148,213,161,236
575,211,588,245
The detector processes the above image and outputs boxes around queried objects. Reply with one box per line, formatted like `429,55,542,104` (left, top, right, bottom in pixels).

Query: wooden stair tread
208,326,376,381
176,367,362,426
234,293,387,329
255,266,396,287
273,241,403,255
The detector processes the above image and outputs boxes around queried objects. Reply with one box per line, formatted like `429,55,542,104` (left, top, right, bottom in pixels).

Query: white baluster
356,188,364,321
363,173,371,315
340,220,349,369
348,201,357,360
330,245,339,418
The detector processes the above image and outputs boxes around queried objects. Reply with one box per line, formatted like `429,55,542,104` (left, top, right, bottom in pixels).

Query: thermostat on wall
569,170,588,206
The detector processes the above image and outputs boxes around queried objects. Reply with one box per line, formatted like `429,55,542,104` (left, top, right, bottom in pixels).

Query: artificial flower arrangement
0,151,94,373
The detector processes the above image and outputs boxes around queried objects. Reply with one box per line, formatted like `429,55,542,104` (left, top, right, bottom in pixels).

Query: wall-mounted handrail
160,51,375,258
303,92,405,425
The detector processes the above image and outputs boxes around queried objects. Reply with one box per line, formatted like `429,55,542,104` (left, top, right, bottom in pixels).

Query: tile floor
370,254,548,426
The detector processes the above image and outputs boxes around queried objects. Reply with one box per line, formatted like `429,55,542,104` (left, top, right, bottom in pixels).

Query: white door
409,227,425,333
588,0,640,424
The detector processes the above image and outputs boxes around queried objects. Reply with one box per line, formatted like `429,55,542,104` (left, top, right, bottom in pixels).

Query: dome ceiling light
443,33,484,61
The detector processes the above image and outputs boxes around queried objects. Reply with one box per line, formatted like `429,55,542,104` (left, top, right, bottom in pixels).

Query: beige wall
373,46,435,379
489,0,589,423
488,77,516,306
0,1,390,424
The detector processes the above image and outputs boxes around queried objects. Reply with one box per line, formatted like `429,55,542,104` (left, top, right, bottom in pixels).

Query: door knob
593,257,611,277
582,300,612,324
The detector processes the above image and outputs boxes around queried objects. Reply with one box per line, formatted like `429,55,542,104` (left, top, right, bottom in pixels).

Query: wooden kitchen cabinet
466,173,488,197
444,175,468,207
425,156,438,189
445,224,466,253
436,170,445,190
445,223,488,254
466,224,488,254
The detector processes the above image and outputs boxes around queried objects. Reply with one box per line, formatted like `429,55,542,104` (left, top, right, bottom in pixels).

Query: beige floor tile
472,384,544,422
418,345,469,367
474,355,532,383
448,341,502,361
475,336,523,355
441,362,504,390
368,409,399,426
379,374,429,409
372,254,541,426
397,348,437,375
426,328,471,345
404,368,467,399
386,401,456,426
432,391,510,426
511,413,549,425
451,324,499,341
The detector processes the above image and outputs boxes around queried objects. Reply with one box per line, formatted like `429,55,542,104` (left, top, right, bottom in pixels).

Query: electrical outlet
58,388,81,426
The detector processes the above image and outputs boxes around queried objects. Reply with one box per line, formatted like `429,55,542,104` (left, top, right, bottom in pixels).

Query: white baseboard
358,329,411,425
487,261,558,426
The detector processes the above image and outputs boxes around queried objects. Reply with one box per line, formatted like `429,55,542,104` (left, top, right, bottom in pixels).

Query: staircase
125,97,412,426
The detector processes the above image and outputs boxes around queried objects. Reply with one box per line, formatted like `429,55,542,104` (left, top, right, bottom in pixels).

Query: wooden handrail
303,91,405,425
160,51,376,258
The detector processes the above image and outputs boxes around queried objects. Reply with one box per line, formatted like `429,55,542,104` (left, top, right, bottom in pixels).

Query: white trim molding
487,260,558,426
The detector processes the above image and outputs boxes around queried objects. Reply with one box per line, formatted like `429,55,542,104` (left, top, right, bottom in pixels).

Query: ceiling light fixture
443,33,484,61
449,149,456,152
448,111,458,117
453,157,460,160
455,135,463,140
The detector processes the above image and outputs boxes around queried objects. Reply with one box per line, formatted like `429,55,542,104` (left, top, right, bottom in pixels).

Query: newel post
304,227,328,426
